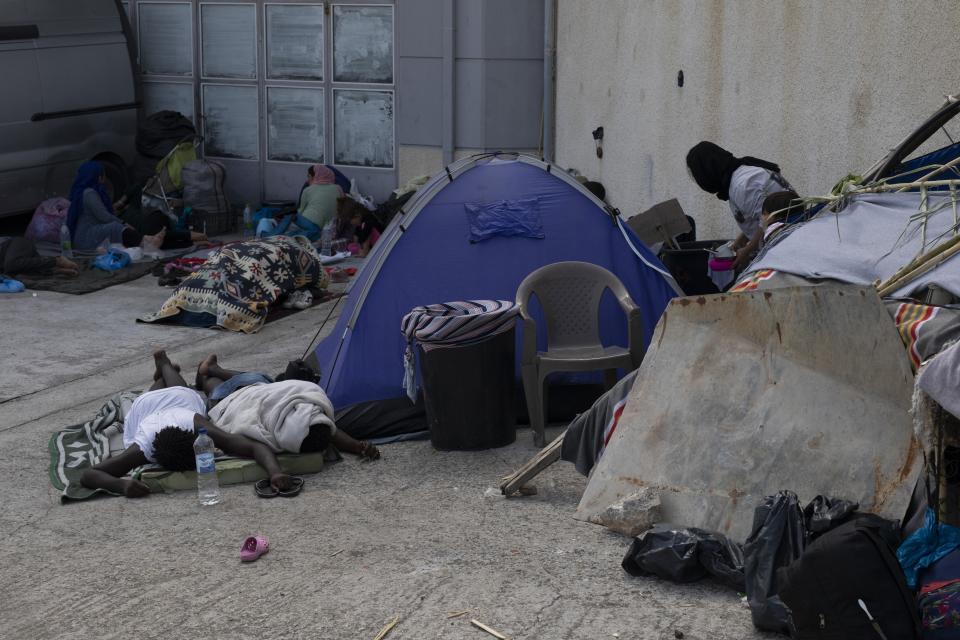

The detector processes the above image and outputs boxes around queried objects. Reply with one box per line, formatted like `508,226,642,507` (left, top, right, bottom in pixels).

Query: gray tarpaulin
919,340,960,420
749,192,960,298
575,285,920,541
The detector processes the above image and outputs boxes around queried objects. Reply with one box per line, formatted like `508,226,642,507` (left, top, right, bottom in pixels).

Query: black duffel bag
778,515,920,639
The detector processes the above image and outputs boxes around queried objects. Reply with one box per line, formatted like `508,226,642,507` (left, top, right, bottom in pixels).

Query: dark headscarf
66,161,112,238
686,141,781,201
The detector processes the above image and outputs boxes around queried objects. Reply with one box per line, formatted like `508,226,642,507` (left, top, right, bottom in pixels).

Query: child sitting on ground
80,350,295,498
336,197,383,258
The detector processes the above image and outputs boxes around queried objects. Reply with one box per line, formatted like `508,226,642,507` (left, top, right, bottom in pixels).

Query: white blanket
208,380,336,453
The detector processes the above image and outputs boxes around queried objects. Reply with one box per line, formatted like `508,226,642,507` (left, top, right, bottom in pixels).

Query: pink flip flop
240,536,269,562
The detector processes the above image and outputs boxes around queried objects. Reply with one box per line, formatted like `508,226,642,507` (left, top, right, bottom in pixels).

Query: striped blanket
400,299,519,401
48,392,138,501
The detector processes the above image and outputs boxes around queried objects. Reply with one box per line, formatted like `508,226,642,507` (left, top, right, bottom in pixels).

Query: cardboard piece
626,198,691,248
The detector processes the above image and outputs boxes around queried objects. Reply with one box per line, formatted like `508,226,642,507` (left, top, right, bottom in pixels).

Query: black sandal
278,477,304,497
254,478,279,498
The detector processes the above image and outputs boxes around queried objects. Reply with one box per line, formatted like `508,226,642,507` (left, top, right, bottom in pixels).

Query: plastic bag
464,197,545,243
92,249,131,271
897,508,960,589
621,524,745,591
0,276,25,293
803,494,859,537
743,491,806,634
25,197,70,244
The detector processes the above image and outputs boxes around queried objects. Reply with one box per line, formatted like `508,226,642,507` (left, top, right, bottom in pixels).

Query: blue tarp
313,157,678,409
889,140,960,189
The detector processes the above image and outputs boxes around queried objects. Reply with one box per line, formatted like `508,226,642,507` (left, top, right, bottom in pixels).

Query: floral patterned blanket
139,236,328,333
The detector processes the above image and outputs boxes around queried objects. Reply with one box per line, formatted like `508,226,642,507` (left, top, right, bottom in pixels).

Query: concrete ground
0,268,771,640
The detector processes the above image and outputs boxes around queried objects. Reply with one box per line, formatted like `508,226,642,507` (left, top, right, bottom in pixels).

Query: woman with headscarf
686,142,795,271
262,164,344,241
66,161,164,251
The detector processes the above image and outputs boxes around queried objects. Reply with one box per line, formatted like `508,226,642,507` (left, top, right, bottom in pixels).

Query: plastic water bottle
243,204,253,232
59,224,73,258
321,220,334,256
193,427,222,506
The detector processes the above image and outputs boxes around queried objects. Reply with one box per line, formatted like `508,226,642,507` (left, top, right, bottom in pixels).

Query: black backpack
778,516,920,639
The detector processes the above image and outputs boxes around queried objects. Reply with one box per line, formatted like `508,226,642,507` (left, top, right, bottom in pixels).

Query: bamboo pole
877,235,960,297
896,155,960,192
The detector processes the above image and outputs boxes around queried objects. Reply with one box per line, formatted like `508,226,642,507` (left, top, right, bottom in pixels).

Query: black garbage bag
803,494,859,538
622,524,745,591
136,110,196,159
743,491,806,634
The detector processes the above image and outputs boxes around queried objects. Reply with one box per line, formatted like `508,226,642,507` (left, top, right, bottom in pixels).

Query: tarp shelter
310,153,679,410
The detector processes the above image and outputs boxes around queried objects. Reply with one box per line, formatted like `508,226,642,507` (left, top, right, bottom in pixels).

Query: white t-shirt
123,387,207,462
728,165,793,239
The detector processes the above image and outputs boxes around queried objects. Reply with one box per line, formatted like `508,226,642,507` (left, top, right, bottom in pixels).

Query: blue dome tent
310,153,679,417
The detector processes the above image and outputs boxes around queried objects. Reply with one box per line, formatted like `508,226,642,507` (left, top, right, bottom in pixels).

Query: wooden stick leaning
498,431,565,496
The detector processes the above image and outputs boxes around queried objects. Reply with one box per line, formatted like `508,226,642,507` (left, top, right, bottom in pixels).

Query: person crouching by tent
66,161,165,252
686,141,795,271
80,350,295,498
195,354,381,460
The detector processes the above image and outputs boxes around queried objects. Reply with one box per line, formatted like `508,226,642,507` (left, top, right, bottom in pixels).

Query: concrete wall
555,1,960,239
398,0,544,183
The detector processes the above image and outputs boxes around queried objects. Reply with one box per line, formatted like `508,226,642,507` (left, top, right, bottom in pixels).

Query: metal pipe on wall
542,0,556,162
442,0,455,165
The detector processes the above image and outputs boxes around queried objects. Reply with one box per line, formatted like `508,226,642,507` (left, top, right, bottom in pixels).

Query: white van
0,0,136,217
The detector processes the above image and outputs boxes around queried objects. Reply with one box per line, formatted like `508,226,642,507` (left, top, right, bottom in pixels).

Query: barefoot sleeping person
80,350,294,498
196,354,380,459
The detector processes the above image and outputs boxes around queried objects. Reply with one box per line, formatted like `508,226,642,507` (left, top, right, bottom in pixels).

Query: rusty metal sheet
575,285,920,541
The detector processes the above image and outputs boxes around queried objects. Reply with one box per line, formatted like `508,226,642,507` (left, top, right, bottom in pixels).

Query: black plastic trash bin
418,327,517,450
660,239,730,295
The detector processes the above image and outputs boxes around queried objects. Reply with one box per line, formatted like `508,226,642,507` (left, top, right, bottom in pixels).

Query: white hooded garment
208,380,336,453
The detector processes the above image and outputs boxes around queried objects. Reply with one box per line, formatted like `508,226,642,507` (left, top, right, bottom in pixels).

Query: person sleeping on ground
194,354,380,460
80,349,295,498
139,235,329,332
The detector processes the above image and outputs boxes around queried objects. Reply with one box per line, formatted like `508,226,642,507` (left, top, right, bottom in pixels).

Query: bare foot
142,228,167,251
195,354,218,388
152,348,171,369
190,231,209,242
153,363,181,381
56,256,80,271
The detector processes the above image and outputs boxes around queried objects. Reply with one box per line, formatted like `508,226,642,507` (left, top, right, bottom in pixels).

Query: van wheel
91,153,129,200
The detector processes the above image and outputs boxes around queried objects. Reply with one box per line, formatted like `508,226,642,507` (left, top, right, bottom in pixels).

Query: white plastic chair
516,261,645,445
